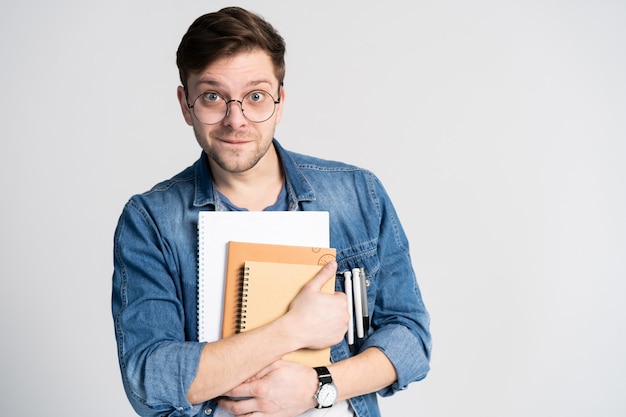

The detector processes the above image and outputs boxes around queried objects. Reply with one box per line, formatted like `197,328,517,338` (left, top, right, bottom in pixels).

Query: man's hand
284,261,349,350
218,360,318,416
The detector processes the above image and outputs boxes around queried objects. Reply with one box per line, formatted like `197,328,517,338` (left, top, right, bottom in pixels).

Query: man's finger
304,260,337,291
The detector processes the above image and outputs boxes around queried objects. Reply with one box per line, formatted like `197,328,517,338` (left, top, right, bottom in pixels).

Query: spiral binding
197,217,206,341
236,266,251,332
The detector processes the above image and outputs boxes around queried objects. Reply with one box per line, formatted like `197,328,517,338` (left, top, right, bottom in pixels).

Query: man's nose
223,99,247,124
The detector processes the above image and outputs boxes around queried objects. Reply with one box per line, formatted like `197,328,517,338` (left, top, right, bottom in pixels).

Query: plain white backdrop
1,1,625,416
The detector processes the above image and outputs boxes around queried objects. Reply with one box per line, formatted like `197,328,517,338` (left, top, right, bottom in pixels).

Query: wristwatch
313,366,338,409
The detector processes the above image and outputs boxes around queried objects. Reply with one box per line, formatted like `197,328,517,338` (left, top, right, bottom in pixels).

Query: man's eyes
202,92,222,102
247,91,265,102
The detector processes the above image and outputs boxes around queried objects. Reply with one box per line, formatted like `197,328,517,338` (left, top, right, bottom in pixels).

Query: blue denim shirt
112,139,431,417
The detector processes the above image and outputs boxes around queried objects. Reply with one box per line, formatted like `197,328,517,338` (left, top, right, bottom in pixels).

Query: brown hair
176,7,286,90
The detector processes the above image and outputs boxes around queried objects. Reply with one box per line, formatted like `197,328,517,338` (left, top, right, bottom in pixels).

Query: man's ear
275,85,285,125
177,86,194,126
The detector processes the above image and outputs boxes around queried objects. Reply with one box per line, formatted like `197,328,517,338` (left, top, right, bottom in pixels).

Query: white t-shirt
213,399,354,417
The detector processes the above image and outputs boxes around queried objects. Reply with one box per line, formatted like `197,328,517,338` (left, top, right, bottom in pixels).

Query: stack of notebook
197,211,335,367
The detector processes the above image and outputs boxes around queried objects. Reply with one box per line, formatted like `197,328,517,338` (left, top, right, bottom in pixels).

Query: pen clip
343,270,355,350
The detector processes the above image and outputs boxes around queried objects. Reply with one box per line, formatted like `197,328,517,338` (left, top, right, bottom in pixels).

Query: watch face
317,383,338,407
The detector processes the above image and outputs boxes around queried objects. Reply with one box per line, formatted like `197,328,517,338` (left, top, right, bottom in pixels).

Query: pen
351,268,364,349
359,267,369,336
343,270,355,353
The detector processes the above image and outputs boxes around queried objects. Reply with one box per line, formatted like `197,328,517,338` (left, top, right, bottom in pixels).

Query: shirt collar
192,138,317,209
193,152,218,208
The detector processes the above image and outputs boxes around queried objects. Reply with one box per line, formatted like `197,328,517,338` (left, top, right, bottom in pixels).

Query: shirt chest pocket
335,250,380,334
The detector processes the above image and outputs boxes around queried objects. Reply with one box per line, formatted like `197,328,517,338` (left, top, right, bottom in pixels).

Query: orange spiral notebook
222,241,337,338
239,260,335,367
222,241,336,366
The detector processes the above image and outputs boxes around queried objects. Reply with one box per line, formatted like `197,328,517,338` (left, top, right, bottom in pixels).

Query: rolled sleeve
361,323,431,397
112,199,204,416
364,174,432,397
120,342,205,416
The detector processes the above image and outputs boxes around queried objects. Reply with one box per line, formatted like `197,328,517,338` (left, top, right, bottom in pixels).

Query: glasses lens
192,92,227,125
241,90,277,123
191,90,277,124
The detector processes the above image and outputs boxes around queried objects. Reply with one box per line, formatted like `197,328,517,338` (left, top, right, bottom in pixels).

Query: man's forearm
188,261,348,404
187,316,300,404
330,347,397,402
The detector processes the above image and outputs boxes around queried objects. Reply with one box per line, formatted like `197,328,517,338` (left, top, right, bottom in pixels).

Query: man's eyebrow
195,79,220,87
194,79,274,90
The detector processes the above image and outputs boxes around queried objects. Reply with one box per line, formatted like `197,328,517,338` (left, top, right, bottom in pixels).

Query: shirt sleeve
112,199,204,417
361,174,432,397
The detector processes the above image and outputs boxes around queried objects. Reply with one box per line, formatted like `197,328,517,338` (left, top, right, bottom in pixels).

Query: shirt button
204,408,212,415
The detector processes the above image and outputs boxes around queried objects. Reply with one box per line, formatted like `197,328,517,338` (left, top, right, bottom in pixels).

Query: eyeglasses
187,89,281,125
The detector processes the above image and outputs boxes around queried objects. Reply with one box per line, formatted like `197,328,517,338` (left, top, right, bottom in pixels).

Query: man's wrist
272,313,305,354
313,366,338,408
307,367,320,409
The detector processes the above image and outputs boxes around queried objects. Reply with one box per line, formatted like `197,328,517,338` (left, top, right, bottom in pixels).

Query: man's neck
209,146,284,211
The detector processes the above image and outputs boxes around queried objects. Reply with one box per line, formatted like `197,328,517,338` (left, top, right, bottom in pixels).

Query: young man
112,6,431,417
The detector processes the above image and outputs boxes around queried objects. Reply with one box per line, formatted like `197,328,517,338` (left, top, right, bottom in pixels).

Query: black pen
360,267,370,336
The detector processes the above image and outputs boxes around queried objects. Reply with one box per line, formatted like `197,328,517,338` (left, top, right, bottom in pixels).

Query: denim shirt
112,139,431,417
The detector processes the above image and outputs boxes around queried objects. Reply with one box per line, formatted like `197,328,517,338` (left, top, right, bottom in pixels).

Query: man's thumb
305,260,337,291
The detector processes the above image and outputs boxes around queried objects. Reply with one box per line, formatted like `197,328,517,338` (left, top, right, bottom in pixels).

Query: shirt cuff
360,325,430,397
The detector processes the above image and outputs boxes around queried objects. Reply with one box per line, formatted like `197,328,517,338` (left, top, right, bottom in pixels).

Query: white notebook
197,211,330,342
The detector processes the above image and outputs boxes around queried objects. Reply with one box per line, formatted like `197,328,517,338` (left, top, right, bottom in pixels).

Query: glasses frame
186,87,282,125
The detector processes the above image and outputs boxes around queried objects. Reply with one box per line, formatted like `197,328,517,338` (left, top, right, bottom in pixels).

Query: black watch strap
314,366,333,384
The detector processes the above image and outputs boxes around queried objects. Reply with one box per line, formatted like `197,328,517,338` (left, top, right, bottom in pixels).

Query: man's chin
212,156,259,174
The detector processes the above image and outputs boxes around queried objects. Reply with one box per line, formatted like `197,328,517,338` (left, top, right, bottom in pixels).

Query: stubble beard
195,126,275,174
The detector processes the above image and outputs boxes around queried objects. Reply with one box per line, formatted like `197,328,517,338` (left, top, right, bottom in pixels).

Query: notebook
222,241,337,339
240,260,335,366
197,211,330,342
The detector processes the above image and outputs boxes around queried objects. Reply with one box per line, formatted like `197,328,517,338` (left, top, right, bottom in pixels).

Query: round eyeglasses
187,89,281,125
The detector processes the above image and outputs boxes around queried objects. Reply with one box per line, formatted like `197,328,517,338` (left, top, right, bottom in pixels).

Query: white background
1,1,625,416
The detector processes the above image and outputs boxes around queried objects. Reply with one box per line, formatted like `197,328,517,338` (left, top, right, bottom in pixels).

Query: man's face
177,49,284,174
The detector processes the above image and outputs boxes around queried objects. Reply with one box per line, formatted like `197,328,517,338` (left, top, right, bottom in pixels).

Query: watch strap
314,366,333,384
